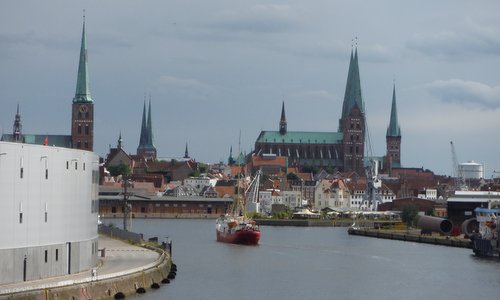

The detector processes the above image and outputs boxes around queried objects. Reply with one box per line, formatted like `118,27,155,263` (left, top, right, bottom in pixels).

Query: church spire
386,84,401,137
117,131,123,149
279,101,287,135
147,97,154,147
340,47,364,123
73,15,92,103
13,103,22,142
138,100,148,147
136,97,157,160
184,142,189,159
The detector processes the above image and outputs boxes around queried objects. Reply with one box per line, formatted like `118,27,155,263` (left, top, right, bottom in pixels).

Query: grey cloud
407,19,500,61
209,4,298,34
426,79,500,109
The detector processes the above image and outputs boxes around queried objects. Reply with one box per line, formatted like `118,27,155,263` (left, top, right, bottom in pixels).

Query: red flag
43,136,48,146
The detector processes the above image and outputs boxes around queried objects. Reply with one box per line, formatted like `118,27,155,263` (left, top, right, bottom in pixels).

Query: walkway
0,235,161,295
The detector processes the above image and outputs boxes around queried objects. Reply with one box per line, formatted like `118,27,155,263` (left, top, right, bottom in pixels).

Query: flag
43,136,48,146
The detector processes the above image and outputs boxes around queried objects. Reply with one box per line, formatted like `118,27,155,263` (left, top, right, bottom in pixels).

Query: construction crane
450,141,467,191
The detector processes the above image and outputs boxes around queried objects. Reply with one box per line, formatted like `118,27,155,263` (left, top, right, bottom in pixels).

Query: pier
348,228,472,249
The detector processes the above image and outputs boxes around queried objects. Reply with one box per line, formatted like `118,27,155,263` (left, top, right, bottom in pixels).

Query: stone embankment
348,228,472,249
0,235,177,300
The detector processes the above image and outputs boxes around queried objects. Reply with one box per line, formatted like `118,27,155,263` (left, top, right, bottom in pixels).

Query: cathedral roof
256,131,343,145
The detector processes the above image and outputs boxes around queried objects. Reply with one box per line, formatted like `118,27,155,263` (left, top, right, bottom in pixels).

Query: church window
350,146,353,153
350,123,354,129
84,141,89,149
77,141,81,148
85,125,89,135
78,125,82,134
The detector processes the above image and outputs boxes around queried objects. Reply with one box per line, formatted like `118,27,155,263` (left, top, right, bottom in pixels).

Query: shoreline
0,235,175,300
347,227,472,249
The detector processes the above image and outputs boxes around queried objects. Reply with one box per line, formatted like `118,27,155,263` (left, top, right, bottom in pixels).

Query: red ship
216,215,260,245
216,170,261,245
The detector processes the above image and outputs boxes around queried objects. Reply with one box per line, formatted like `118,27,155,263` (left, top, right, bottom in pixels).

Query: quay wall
348,228,472,249
0,247,172,300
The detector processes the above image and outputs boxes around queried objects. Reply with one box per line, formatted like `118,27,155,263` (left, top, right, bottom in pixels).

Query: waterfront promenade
0,235,168,299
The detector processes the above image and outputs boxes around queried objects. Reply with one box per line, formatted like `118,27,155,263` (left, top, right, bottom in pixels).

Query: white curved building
459,161,484,179
0,141,99,284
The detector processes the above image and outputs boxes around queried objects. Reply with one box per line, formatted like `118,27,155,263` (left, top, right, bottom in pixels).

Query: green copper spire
341,48,364,119
73,17,92,103
386,84,401,137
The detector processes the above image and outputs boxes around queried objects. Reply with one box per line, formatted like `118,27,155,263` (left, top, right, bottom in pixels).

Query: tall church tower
137,99,157,160
71,17,94,151
385,84,402,170
279,101,287,135
339,48,366,174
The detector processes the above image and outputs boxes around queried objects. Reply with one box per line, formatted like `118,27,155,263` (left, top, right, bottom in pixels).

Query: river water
103,218,500,300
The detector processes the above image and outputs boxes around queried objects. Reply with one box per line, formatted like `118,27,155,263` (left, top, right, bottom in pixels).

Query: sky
1,0,500,178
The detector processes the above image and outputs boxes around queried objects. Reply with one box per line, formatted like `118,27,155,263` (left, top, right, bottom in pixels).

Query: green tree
286,172,300,181
107,164,131,177
301,165,318,175
401,204,419,228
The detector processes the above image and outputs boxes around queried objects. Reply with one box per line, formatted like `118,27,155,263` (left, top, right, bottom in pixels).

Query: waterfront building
0,142,99,284
98,185,232,218
314,179,350,211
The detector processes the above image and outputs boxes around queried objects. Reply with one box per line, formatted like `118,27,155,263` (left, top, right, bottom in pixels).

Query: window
83,163,86,171
78,125,82,134
20,167,23,178
66,161,69,169
45,169,49,179
45,250,48,263
141,207,146,213
45,212,48,223
55,249,59,261
19,213,23,224
111,207,116,213
85,125,89,135
75,162,78,170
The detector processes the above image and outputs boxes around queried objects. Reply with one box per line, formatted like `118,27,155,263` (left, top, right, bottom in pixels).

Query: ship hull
216,229,260,245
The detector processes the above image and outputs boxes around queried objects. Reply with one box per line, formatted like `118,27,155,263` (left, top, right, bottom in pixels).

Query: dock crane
450,141,467,191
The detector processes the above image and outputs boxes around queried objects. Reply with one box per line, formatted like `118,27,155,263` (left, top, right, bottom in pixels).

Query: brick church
2,19,95,152
254,48,402,175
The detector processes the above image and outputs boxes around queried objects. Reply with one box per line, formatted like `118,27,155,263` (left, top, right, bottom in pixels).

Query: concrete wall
0,248,172,300
0,142,99,284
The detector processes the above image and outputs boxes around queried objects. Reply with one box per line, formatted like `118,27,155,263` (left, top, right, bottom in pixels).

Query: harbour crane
450,141,467,191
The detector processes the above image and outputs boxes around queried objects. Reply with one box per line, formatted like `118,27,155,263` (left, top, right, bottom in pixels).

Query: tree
107,164,131,177
401,204,419,228
286,172,300,181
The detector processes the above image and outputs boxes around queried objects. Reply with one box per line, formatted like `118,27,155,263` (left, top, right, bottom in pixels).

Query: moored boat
215,170,261,245
470,208,500,257
216,215,260,245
